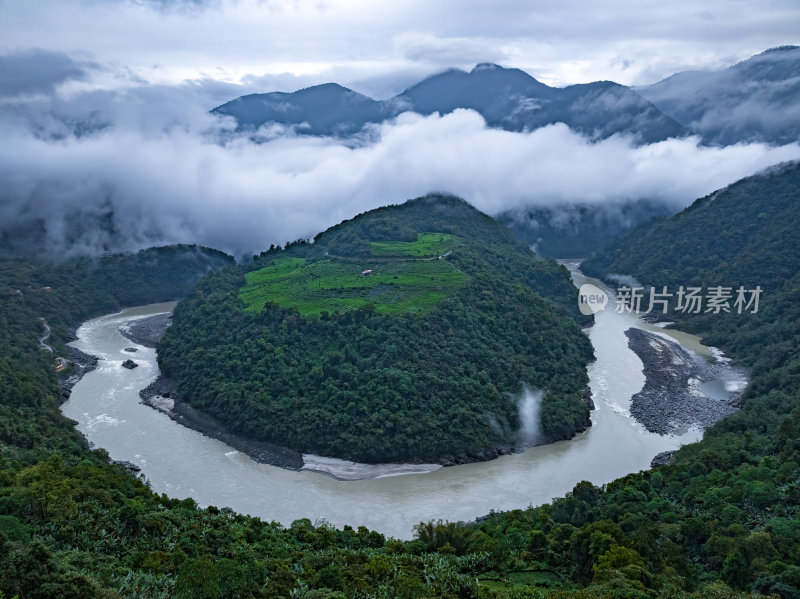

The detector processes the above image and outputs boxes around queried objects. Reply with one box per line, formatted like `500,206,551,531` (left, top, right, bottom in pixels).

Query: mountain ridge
213,62,687,143
215,47,800,146
638,45,800,145
582,159,800,292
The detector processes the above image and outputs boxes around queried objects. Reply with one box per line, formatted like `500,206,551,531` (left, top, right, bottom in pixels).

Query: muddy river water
61,265,744,538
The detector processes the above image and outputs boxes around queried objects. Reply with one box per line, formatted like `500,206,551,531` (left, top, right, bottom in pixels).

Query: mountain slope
394,63,554,122
583,160,800,408
639,46,800,145
583,159,800,428
512,161,800,596
213,82,391,136
499,199,674,257
157,195,594,464
583,161,800,293
213,63,687,143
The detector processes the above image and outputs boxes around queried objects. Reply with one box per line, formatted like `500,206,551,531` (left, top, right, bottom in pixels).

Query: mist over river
60,266,742,539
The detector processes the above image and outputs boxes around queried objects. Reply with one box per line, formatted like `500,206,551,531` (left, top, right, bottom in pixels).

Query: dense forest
0,248,482,599
582,162,800,295
157,195,594,463
2,162,800,596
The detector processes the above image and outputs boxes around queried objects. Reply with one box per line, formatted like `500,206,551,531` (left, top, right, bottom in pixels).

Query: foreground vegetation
159,195,594,463
1,163,799,596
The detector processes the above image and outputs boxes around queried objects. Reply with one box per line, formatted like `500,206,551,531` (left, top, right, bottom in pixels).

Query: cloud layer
1,0,798,93
0,50,94,98
2,81,798,257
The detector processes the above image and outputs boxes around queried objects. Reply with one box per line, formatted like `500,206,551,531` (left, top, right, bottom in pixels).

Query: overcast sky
1,0,798,99
1,0,799,256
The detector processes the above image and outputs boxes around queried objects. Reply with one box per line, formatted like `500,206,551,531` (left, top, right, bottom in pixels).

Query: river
60,266,741,539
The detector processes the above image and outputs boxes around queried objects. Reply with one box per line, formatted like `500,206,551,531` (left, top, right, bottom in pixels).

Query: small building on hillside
360,269,373,277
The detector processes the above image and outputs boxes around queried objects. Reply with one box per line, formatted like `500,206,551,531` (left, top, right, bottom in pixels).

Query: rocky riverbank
438,444,516,467
625,328,743,435
140,376,305,471
59,347,100,401
124,309,585,476
140,375,517,476
119,313,172,348
59,325,100,402
651,450,677,468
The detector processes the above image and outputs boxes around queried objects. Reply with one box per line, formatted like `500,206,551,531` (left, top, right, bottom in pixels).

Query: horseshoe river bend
60,263,746,539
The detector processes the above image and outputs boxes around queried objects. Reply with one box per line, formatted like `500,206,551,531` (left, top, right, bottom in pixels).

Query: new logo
578,283,609,315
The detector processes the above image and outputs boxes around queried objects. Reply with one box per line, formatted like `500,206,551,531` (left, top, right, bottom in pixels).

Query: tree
721,549,748,589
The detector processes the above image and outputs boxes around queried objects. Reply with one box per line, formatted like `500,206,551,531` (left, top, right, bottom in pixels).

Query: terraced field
369,232,460,257
239,236,467,315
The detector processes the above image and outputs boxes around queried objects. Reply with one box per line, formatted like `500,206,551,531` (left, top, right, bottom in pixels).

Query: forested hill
0,246,232,421
582,161,800,294
529,160,800,596
0,244,233,368
158,194,595,464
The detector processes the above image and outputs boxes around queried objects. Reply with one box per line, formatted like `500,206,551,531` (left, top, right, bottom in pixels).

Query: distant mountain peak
214,62,687,144
471,62,504,73
759,45,800,55
639,46,800,145
294,82,361,96
307,82,348,90
573,80,624,90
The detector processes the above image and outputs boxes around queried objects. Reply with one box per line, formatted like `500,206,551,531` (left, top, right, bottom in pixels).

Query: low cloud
0,50,95,98
393,32,510,69
1,79,799,258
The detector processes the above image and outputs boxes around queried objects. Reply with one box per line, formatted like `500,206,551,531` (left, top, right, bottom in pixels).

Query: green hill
158,195,594,463
583,161,800,293
547,161,800,596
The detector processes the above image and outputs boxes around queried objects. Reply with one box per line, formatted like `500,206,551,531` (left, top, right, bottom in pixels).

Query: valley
60,264,742,537
3,165,800,597
1,12,799,594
